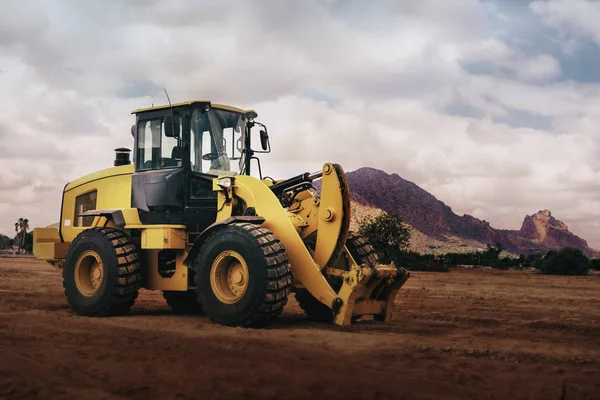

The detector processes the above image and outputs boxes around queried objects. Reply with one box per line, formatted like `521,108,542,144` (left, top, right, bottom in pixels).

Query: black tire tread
63,227,141,316
346,231,379,266
195,222,292,328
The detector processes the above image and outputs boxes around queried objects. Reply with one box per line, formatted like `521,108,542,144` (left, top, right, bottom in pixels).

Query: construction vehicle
33,100,409,327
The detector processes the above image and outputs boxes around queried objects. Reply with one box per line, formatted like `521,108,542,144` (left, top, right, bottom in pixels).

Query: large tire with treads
163,290,203,314
63,227,142,316
295,231,378,322
194,222,293,328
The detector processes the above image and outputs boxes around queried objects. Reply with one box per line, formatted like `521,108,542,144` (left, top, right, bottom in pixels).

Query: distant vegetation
359,212,449,272
358,212,410,257
357,212,596,276
1,218,32,253
0,234,13,250
537,248,590,276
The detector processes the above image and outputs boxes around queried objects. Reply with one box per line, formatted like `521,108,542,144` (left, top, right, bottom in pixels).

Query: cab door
131,111,187,225
184,111,218,233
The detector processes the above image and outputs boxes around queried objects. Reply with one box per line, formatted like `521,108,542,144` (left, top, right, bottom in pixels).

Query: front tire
63,227,141,316
195,223,292,328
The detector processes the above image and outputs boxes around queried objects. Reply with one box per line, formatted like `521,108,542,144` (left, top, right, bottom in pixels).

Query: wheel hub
74,250,104,297
232,269,244,285
210,250,249,304
90,263,103,288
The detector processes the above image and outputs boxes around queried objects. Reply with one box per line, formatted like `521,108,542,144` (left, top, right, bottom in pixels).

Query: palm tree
14,218,22,250
14,218,29,252
20,219,29,249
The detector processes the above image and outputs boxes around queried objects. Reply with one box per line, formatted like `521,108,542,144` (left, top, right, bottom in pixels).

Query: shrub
0,234,13,250
357,213,449,271
358,212,410,263
538,248,589,276
395,250,449,272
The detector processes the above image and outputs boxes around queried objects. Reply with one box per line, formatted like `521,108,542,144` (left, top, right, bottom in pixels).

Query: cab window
137,119,181,171
74,190,97,227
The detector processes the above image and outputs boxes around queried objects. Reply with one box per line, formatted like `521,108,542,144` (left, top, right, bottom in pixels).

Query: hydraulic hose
269,170,323,197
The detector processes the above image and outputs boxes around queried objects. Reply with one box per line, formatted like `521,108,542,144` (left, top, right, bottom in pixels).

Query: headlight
216,177,233,189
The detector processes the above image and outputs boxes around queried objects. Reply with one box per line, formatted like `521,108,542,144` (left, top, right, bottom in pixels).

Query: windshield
190,107,246,175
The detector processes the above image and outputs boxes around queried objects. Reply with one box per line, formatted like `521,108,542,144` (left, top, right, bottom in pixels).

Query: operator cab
132,101,269,176
129,100,270,230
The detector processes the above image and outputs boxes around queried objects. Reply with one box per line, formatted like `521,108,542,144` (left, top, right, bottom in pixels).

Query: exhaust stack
114,148,131,166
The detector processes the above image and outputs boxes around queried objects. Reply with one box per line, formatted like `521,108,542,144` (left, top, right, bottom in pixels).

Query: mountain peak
535,209,552,218
520,209,571,243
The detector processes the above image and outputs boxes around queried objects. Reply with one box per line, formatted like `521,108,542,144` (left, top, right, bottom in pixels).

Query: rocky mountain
348,200,498,256
518,210,590,251
341,167,599,257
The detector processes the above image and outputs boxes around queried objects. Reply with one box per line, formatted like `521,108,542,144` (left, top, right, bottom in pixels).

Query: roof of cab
132,100,256,117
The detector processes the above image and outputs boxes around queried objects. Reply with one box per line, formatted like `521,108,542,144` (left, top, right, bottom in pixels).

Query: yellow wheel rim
210,250,249,304
74,250,104,297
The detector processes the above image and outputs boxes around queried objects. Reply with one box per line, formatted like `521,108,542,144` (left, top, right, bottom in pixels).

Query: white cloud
531,0,600,48
1,0,600,250
459,38,562,82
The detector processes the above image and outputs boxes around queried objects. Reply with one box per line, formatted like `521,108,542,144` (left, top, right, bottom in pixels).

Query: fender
183,216,266,267
80,209,126,227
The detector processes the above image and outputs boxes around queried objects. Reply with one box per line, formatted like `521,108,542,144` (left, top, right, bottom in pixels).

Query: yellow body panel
141,226,187,249
33,227,69,264
144,250,189,290
120,209,143,225
65,164,134,192
133,100,211,113
132,101,255,117
61,165,134,243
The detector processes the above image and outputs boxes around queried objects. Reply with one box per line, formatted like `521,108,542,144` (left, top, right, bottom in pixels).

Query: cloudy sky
2,0,600,247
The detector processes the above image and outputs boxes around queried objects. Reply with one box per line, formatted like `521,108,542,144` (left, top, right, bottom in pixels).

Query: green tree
14,217,30,253
539,248,589,276
20,218,29,249
0,234,13,249
23,232,33,253
14,221,19,246
358,212,410,263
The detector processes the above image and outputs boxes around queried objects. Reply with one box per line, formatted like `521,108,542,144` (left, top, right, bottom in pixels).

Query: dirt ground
1,258,600,400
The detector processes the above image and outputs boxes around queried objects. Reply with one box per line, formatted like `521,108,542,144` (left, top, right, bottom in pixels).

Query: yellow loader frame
33,100,409,327
34,162,409,326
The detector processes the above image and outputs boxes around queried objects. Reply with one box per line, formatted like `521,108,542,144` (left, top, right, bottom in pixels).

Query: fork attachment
327,261,410,326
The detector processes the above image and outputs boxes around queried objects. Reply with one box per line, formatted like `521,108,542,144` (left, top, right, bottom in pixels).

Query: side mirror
260,129,269,151
164,114,180,138
130,124,136,137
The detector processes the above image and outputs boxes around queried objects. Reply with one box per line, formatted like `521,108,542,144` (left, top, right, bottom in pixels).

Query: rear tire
195,223,292,328
63,227,141,316
295,231,378,322
163,290,203,314
294,290,334,322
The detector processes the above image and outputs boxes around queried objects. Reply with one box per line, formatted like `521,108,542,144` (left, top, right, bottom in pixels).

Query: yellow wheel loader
33,100,409,327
